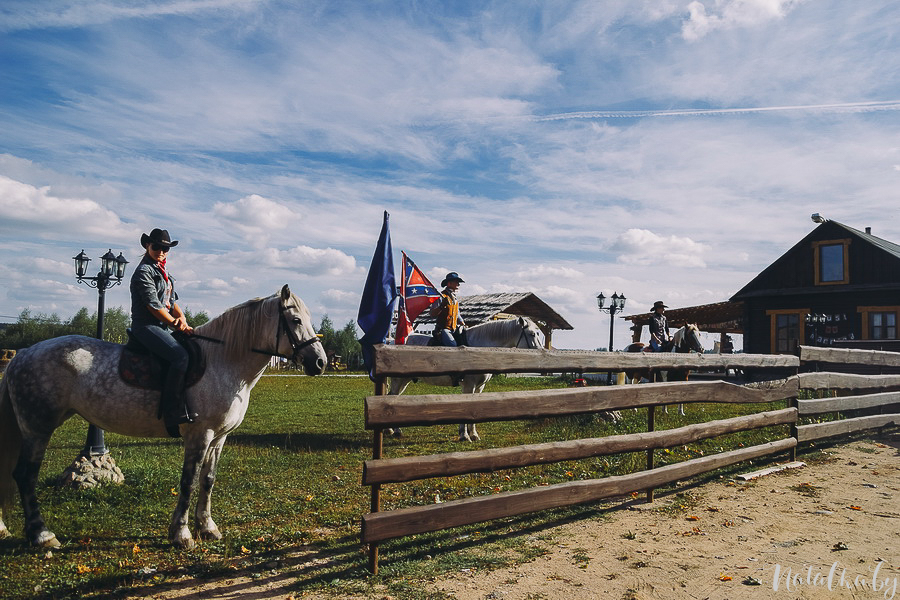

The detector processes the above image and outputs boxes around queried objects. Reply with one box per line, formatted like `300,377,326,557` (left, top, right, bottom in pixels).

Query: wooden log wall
796,346,900,442
361,344,899,573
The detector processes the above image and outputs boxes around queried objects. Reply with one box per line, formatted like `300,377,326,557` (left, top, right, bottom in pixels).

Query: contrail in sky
533,100,900,121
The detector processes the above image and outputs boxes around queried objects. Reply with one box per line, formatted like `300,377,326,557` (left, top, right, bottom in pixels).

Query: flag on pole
357,211,397,378
396,251,441,344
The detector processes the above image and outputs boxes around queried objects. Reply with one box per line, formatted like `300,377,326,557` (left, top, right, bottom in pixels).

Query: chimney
865,227,872,234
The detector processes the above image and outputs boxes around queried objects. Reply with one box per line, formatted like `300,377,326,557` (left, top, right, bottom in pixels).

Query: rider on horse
648,300,671,352
130,228,198,432
430,272,467,346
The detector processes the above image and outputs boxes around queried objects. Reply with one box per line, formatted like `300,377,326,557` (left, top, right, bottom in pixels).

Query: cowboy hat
652,300,668,311
141,228,179,249
441,272,465,287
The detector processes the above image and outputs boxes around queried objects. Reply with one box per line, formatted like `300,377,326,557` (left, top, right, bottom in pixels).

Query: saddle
119,330,207,391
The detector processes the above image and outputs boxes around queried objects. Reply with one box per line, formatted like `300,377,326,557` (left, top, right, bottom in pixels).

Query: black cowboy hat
141,228,179,249
441,272,465,287
652,300,668,311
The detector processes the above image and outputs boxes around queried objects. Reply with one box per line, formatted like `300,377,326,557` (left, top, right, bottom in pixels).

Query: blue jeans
435,329,458,347
132,324,189,412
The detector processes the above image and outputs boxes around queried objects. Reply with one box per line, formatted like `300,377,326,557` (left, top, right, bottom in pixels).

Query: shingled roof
417,292,573,330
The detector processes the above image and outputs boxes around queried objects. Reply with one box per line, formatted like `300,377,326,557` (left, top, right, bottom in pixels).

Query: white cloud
321,288,359,307
515,265,583,280
682,0,804,41
612,229,709,268
257,246,359,277
212,194,296,242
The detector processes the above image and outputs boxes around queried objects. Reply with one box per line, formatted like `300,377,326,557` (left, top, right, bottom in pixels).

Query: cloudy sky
2,0,899,351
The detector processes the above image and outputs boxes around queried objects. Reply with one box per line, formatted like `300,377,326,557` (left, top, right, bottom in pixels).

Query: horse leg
193,437,226,541
168,435,211,549
458,376,488,442
386,378,411,437
12,434,60,548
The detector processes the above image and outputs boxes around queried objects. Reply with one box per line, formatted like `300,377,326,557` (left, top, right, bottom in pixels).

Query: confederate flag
395,252,441,344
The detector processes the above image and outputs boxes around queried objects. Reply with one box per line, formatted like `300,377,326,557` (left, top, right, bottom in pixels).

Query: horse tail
0,370,22,514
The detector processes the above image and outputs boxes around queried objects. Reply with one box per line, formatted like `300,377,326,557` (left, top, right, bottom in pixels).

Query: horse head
516,317,544,349
673,324,704,353
277,284,327,375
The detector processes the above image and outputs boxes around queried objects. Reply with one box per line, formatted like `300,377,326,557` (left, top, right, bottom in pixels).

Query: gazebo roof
417,292,574,330
623,300,744,334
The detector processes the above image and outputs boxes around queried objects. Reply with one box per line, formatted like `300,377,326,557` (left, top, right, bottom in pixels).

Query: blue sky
2,0,899,351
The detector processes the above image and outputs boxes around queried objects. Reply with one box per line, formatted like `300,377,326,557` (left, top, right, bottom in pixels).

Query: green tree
102,306,130,344
183,307,209,328
336,320,362,369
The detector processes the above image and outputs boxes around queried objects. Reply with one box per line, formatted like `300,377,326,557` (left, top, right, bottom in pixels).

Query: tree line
0,308,362,371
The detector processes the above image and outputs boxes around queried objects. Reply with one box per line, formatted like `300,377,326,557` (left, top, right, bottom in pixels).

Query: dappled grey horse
0,285,326,549
388,316,544,441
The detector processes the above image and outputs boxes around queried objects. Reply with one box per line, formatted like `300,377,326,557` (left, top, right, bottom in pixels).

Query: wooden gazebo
416,292,573,348
624,300,744,350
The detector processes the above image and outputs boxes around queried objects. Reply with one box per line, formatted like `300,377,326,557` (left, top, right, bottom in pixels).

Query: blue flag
357,211,397,378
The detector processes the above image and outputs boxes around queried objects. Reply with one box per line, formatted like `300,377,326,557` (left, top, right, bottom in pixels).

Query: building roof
730,220,900,300
623,300,744,334
417,292,574,330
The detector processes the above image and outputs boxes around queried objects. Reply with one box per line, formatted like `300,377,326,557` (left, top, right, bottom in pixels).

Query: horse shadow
226,431,370,453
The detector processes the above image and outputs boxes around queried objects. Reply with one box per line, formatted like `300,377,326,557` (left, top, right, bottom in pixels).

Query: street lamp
597,292,626,384
72,249,128,456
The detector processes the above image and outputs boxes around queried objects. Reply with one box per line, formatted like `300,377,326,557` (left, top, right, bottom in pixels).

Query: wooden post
646,404,655,503
368,376,386,575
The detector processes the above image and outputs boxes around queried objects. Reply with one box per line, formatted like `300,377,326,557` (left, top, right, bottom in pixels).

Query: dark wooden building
730,220,900,354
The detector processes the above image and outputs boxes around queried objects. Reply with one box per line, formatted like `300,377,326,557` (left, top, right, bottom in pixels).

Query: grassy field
0,373,795,600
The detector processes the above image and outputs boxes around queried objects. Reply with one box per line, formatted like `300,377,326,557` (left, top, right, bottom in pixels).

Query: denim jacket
130,254,177,328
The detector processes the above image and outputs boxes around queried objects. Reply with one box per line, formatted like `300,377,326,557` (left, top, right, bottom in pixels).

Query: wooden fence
361,345,900,573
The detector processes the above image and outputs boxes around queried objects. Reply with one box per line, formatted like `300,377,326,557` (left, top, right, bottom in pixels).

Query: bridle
252,298,322,362
516,321,541,350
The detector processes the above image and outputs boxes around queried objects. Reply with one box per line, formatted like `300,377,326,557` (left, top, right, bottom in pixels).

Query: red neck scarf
156,258,169,282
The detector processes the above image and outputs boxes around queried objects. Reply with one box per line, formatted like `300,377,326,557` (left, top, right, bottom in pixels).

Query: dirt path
128,432,899,600
429,433,900,600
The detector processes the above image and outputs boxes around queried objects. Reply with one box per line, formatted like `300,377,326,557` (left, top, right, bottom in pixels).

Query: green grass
0,374,797,600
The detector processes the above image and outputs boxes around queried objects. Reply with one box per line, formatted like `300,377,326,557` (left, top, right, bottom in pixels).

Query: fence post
368,376,386,575
646,404,655,503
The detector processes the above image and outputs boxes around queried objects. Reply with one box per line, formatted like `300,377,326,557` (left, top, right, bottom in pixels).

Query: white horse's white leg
387,378,412,437
678,404,686,417
457,376,487,442
169,435,211,549
194,437,226,541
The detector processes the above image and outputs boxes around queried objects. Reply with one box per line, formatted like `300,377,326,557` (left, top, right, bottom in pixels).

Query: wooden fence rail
361,344,899,573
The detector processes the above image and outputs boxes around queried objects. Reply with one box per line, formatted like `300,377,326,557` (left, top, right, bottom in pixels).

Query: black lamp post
597,292,626,384
805,312,826,347
72,249,129,456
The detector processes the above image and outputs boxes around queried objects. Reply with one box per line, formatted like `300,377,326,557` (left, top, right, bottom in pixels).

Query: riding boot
161,368,197,437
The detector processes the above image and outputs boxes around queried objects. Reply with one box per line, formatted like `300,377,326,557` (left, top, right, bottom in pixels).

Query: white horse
388,316,544,442
0,285,327,549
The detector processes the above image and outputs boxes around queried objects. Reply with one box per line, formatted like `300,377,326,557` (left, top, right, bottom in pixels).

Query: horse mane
466,317,535,347
196,293,278,362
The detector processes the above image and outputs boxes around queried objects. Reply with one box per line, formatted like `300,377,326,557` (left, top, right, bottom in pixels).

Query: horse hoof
198,527,222,541
169,526,195,549
34,531,61,548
